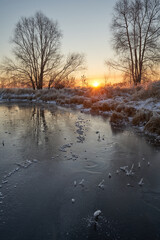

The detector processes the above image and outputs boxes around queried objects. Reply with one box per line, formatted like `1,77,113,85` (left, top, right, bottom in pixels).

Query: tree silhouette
107,0,160,84
1,12,85,89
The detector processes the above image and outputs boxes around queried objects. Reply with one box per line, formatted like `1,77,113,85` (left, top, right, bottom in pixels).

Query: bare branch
108,0,160,84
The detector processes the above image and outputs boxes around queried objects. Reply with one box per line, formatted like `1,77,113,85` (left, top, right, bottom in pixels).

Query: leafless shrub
56,99,66,105
91,97,99,103
99,102,111,111
110,111,128,124
132,81,160,100
90,103,100,113
124,106,137,117
132,110,152,126
116,104,125,112
83,100,92,108
63,98,70,104
69,96,85,104
144,114,160,135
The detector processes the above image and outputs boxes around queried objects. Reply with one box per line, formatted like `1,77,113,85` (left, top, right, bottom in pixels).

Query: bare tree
48,53,86,88
1,12,86,89
106,0,160,85
1,12,62,89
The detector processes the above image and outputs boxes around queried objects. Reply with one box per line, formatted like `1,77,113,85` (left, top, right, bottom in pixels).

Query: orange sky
87,72,123,87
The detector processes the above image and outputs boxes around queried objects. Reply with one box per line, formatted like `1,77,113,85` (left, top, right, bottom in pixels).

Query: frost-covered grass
132,81,160,100
144,113,160,135
0,81,160,137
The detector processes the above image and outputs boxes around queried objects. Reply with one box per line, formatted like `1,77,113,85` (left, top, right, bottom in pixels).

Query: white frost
94,210,102,218
138,178,144,186
79,179,84,186
98,179,105,189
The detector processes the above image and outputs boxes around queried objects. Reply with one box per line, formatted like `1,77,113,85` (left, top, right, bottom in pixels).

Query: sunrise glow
92,81,100,88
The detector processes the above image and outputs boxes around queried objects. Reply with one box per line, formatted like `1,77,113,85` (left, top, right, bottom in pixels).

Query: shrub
54,82,65,89
132,110,152,126
64,98,70,104
110,111,128,124
69,96,85,104
99,102,111,111
116,104,125,113
90,103,100,113
144,113,160,135
83,100,92,108
109,102,117,111
124,106,137,117
132,81,160,100
40,93,58,101
56,99,65,105
91,97,99,103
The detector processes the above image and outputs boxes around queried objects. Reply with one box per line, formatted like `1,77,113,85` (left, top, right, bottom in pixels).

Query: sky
0,0,117,83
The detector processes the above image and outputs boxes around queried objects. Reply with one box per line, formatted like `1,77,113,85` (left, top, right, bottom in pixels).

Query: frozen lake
0,103,160,240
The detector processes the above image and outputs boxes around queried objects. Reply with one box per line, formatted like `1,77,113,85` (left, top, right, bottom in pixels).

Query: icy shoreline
0,82,160,139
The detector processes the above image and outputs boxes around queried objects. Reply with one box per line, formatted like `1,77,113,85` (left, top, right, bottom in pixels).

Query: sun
92,81,100,88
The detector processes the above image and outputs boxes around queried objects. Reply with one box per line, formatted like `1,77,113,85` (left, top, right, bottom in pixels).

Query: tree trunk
38,67,44,89
30,77,36,90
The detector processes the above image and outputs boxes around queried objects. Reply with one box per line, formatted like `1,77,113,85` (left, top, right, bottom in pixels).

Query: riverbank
0,81,160,139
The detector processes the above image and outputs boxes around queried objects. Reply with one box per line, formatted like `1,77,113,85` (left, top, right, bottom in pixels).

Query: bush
124,106,137,117
144,113,160,135
110,111,128,124
132,81,160,100
132,110,152,126
69,96,85,104
116,104,125,113
90,103,100,113
40,93,58,101
99,102,111,111
83,100,92,108
54,82,65,89
109,102,117,111
91,97,99,103
63,98,70,104
56,99,65,105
